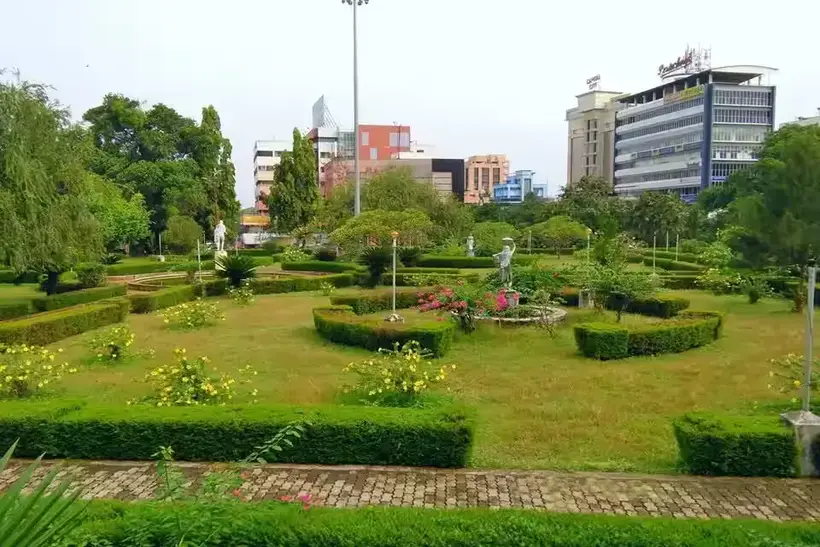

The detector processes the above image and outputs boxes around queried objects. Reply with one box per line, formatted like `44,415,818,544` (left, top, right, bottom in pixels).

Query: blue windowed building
493,170,547,203
613,64,776,203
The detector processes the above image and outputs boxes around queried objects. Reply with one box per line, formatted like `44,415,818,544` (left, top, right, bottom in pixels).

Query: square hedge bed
0,298,130,345
313,305,455,356
0,399,473,468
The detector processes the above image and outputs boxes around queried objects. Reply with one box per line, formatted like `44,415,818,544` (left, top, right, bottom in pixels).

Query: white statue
493,237,516,289
466,234,475,257
214,220,227,252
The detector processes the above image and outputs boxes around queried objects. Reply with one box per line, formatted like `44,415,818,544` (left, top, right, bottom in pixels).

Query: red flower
232,489,242,498
418,298,424,304
297,493,312,502
302,503,311,510
280,495,293,502
553,272,560,279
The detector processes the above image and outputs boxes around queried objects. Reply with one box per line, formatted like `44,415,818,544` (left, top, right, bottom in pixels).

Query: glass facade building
493,170,547,203
613,67,775,202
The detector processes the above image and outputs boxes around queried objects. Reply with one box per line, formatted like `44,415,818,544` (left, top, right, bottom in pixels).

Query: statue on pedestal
466,234,475,257
493,237,516,290
214,220,226,252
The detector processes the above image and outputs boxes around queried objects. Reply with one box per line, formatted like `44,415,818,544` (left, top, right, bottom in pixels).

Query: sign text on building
658,49,694,78
586,74,601,90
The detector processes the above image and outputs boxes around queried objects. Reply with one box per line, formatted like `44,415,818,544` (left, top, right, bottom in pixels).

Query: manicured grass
0,283,41,301
41,288,806,473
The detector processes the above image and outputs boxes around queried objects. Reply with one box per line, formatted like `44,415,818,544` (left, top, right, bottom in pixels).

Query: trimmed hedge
249,274,355,294
574,311,724,360
330,290,422,314
313,306,455,356
0,270,40,284
643,257,705,272
0,300,34,321
107,260,216,277
660,275,699,290
394,273,480,286
560,289,690,318
128,285,196,314
648,250,700,263
0,400,472,468
417,255,538,268
673,412,797,477
395,267,460,275
281,261,362,274
66,502,820,547
0,299,129,345
31,284,126,312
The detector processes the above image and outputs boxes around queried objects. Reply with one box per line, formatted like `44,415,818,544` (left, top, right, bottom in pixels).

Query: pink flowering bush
418,283,520,332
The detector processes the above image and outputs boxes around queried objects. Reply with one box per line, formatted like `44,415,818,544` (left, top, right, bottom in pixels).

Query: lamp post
586,228,592,264
803,259,816,412
652,233,657,273
385,231,404,323
343,0,369,216
675,233,679,262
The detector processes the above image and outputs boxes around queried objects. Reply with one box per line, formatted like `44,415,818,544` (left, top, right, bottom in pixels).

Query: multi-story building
463,155,509,204
613,64,777,202
781,108,820,128
320,157,464,201
493,170,548,203
253,139,291,213
565,90,623,185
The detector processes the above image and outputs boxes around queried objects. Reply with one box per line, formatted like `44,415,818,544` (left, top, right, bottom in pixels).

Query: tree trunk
43,271,60,296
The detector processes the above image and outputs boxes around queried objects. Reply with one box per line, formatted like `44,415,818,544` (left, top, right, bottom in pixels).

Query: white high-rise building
253,139,291,213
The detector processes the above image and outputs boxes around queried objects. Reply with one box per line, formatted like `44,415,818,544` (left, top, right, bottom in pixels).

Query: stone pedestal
214,250,228,271
781,410,820,477
578,289,594,309
157,255,166,263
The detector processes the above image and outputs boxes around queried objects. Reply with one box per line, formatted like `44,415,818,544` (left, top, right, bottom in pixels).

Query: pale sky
2,0,818,207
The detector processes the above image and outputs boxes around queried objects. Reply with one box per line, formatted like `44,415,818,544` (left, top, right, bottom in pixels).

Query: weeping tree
0,74,102,293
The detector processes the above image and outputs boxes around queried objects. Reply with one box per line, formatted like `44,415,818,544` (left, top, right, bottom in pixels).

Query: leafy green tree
627,192,685,244
0,76,102,291
268,128,318,233
530,215,588,255
589,265,659,322
88,175,151,251
330,210,434,253
560,176,622,236
163,215,203,254
471,222,520,257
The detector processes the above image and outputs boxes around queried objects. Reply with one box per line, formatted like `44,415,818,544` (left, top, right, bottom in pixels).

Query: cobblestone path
2,460,819,522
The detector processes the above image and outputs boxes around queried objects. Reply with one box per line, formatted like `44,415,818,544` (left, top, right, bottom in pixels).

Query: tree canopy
330,209,434,251
267,128,318,234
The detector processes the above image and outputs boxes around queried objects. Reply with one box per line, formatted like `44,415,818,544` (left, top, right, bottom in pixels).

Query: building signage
586,74,601,90
658,48,694,78
664,85,704,104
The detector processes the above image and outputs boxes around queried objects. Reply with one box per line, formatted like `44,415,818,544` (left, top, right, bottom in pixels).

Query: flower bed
0,299,130,345
573,311,724,360
313,306,455,356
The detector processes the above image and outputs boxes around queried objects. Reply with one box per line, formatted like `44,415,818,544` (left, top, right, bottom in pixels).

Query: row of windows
586,130,598,143
712,162,752,179
617,96,704,127
712,143,761,161
713,108,772,125
712,124,769,143
714,89,772,107
617,131,701,155
617,142,702,168
619,114,703,141
389,132,410,148
586,119,598,130
256,165,275,172
255,150,284,158
616,167,700,186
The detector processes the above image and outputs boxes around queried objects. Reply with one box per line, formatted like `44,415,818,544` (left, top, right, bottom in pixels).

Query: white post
158,232,165,262
652,234,657,273
586,230,591,264
528,230,532,255
197,239,203,283
352,0,361,216
675,233,679,262
666,231,669,251
804,261,816,412
392,235,397,315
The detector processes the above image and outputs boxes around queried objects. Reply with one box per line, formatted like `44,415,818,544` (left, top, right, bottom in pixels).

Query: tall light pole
343,0,369,216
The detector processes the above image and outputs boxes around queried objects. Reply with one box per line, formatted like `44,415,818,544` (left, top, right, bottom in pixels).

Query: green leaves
268,128,319,233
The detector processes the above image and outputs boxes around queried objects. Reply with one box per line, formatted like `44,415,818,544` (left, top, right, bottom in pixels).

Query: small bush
642,257,705,272
417,255,538,269
129,285,196,314
102,252,125,265
229,283,255,306
249,274,355,294
573,323,629,360
0,270,39,284
360,246,393,287
313,247,338,262
281,247,311,263
611,295,690,318
0,301,33,321
281,261,361,274
76,263,107,288
160,299,225,330
696,268,743,294
261,239,283,254
0,299,130,346
673,412,797,477
215,254,257,288
31,284,126,313
659,275,698,290
343,341,455,407
331,290,421,315
319,281,335,296
89,325,136,362
399,247,423,267
313,306,456,356
0,344,77,398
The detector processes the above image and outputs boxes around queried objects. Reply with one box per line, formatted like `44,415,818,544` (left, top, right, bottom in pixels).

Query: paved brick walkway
2,461,819,522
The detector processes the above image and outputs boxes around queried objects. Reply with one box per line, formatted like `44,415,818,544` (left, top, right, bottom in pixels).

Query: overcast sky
3,0,818,207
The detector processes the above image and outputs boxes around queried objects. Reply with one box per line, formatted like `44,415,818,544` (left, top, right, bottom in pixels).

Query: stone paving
2,460,819,521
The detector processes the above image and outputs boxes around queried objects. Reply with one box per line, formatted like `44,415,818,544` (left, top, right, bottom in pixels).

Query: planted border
313,305,455,356
394,273,480,286
249,274,355,294
574,311,723,360
673,412,797,477
417,255,539,269
330,290,422,314
0,299,129,345
0,400,472,468
559,289,690,318
281,261,362,274
642,257,705,272
31,284,127,312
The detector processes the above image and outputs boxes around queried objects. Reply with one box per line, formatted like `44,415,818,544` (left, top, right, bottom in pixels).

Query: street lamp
342,0,369,216
385,231,404,323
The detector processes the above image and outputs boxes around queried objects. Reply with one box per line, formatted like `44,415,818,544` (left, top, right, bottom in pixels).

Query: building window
370,147,378,160
274,151,283,158
319,152,331,159
481,168,490,186
492,168,500,184
361,131,369,146
473,167,479,190
255,150,273,157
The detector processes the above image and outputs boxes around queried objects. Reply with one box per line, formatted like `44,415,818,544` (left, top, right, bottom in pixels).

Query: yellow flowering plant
342,340,455,407
89,325,136,362
0,344,77,399
160,299,225,330
229,283,255,307
140,349,256,407
767,353,820,406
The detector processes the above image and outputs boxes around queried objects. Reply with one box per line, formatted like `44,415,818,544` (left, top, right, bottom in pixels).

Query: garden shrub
65,502,820,547
76,263,107,288
89,325,136,362
673,412,797,477
106,261,172,276
396,267,460,275
237,248,275,258
644,250,701,263
313,247,338,262
394,273,480,286
160,299,225,330
642,257,705,272
195,278,230,297
215,254,257,287
609,295,690,318
129,285,197,314
0,345,77,398
0,299,129,345
0,270,40,284
249,274,355,294
360,246,393,287
313,306,455,356
0,301,33,321
574,311,723,360
330,290,421,315
31,284,127,312
281,261,361,274
417,255,538,269
659,275,698,290
398,246,423,266
0,400,473,467
229,283,255,306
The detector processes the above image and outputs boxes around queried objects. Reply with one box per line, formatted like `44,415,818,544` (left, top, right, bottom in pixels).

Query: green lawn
43,287,805,473
0,283,41,301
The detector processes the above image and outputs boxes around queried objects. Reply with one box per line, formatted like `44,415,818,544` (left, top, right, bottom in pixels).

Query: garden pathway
3,460,819,522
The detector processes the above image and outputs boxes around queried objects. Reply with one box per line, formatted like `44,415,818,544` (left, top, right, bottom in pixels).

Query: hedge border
31,284,127,313
0,298,129,345
393,273,480,286
313,305,455,356
0,399,473,468
574,311,724,360
281,261,362,274
417,255,538,269
559,289,690,318
249,274,355,294
673,412,797,477
642,257,705,272
0,270,40,284
330,290,422,314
